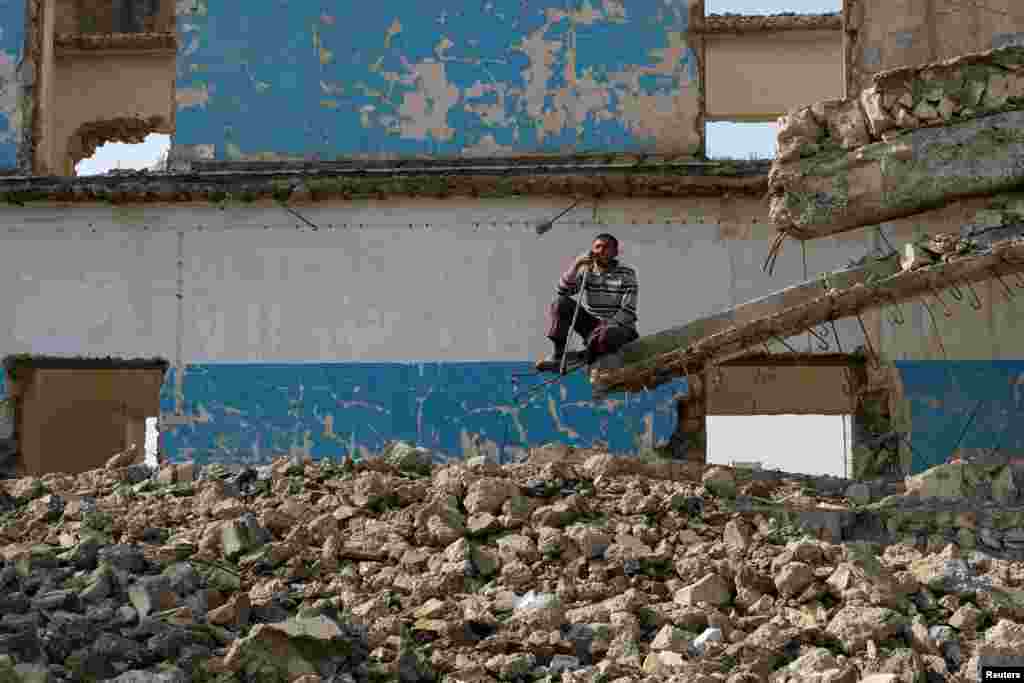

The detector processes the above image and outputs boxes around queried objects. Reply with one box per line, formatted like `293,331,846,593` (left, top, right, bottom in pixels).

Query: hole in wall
706,0,841,14
707,414,853,478
75,133,171,176
145,416,159,467
705,121,778,160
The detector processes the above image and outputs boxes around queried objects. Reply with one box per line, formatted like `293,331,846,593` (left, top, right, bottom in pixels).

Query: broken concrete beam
770,109,1024,240
0,158,771,205
594,221,1024,395
777,45,1024,159
770,45,1024,240
614,252,901,368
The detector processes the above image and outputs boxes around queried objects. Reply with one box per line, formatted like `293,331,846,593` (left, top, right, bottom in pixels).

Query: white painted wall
0,198,873,364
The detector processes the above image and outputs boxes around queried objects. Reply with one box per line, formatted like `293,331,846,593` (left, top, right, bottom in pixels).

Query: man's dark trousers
546,294,638,363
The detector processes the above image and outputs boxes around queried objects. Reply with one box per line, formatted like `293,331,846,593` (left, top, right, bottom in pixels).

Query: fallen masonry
769,45,1024,242
2,442,1024,681
593,218,1024,394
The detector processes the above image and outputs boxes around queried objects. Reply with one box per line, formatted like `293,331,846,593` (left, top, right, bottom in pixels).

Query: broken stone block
128,575,177,618
674,573,732,607
383,441,433,476
912,100,939,122
900,243,938,271
219,513,269,560
825,605,907,654
650,625,690,653
829,98,872,149
221,613,368,679
106,445,142,470
861,85,896,137
905,464,965,499
641,650,686,675
207,593,251,629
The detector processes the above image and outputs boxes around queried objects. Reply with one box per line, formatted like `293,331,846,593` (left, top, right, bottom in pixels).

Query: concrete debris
1,445,1024,682
594,220,1024,394
770,45,1024,241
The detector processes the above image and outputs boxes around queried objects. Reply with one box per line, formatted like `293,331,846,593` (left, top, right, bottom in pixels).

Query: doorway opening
707,414,853,477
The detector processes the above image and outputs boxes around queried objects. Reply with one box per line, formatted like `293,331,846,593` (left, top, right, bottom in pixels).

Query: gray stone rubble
1,443,1023,682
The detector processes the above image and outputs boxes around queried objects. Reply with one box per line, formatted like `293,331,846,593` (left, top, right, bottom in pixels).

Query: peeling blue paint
151,362,687,467
4,361,1022,472
0,0,25,169
897,361,1024,472
175,0,700,160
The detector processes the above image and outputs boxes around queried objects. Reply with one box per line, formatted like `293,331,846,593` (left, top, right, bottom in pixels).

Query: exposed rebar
965,281,984,310
920,301,948,359
855,313,880,369
830,319,843,353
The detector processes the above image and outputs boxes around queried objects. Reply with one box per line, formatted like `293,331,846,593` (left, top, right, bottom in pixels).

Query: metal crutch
560,265,590,376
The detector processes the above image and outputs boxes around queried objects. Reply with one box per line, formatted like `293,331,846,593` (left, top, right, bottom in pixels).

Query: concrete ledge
700,13,841,34
54,32,177,54
0,159,771,205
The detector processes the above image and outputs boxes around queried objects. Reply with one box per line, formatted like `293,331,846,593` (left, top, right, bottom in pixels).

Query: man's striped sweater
557,260,638,330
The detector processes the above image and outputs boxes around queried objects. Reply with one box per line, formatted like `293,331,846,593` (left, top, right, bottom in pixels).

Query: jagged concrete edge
593,223,1024,394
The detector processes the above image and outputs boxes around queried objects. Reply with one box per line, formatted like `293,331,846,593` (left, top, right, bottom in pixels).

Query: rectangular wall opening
705,121,778,160
707,414,853,478
706,0,841,14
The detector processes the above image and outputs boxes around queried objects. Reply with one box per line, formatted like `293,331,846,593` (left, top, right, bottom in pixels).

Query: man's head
591,233,619,267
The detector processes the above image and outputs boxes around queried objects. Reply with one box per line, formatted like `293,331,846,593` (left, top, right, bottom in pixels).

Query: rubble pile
2,442,1024,682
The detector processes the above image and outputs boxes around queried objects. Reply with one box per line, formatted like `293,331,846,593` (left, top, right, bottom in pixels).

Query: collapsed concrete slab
593,219,1024,395
769,45,1024,241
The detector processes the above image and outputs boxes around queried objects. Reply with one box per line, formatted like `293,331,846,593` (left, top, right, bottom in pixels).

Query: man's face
591,238,618,265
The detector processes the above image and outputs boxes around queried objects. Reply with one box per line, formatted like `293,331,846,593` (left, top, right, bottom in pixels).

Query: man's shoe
535,351,584,373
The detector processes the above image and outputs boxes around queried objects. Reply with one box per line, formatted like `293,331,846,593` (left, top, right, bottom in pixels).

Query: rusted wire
855,313,881,369
928,287,953,317
965,281,983,310
829,319,843,353
773,335,797,353
886,300,905,326
802,240,811,352
876,226,897,257
805,325,830,351
991,268,1015,301
920,301,948,360
763,232,787,276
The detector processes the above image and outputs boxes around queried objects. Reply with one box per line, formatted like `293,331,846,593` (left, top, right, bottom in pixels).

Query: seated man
536,232,639,373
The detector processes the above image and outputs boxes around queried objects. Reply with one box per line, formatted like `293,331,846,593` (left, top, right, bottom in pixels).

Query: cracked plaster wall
173,0,703,160
846,0,1024,97
0,195,1008,472
0,0,27,169
0,196,880,468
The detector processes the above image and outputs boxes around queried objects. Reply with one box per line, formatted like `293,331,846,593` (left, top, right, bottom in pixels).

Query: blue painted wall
4,361,1023,472
896,361,1024,472
174,0,701,160
0,0,25,169
154,362,686,467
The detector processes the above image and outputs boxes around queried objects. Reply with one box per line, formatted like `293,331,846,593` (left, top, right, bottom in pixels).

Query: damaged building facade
0,0,1020,474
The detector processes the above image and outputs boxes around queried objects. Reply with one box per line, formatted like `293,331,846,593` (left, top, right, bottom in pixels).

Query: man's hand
571,251,594,275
